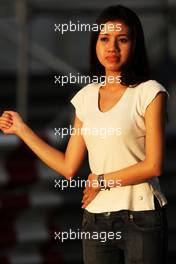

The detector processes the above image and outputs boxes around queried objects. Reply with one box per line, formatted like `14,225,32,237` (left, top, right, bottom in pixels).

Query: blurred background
0,0,175,263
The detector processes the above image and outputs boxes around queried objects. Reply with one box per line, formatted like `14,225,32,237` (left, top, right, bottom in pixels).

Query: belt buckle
129,213,133,220
104,212,111,216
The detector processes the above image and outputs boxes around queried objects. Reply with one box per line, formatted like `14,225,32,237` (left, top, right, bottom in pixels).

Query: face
96,20,132,74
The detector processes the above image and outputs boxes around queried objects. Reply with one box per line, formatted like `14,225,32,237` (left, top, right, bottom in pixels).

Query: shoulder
70,82,100,116
136,80,169,96
134,80,169,116
70,83,99,122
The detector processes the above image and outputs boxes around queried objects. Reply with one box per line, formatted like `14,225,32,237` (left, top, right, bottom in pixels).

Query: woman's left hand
82,173,101,208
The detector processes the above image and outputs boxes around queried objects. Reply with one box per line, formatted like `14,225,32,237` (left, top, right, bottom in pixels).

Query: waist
84,197,167,223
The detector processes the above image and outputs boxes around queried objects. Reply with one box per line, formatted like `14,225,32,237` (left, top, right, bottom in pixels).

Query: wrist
16,122,29,138
97,174,110,190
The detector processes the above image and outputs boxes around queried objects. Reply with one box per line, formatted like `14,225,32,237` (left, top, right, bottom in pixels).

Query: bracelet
97,174,110,190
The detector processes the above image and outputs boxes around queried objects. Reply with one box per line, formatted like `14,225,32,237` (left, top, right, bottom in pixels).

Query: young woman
0,5,169,264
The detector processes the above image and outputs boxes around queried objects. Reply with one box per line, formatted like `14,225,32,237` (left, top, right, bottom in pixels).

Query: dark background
0,0,175,263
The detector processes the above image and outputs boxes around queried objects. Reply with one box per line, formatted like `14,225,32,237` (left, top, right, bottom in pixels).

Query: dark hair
89,5,150,86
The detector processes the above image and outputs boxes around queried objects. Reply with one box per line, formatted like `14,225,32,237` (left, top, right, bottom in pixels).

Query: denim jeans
82,200,168,264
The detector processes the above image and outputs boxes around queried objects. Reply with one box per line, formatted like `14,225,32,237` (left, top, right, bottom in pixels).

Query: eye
118,38,128,43
99,37,108,42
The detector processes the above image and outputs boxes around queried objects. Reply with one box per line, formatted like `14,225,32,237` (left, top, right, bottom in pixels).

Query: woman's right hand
0,111,25,136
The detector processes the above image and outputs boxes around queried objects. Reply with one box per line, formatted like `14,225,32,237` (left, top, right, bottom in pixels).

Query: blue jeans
82,201,168,263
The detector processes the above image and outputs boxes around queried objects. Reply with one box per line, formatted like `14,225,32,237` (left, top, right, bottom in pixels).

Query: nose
107,38,120,53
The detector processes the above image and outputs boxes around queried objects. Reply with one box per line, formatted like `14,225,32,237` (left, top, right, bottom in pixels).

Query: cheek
122,44,131,58
96,43,103,61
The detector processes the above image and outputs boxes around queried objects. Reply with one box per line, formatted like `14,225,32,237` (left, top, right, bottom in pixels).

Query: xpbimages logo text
54,177,122,190
54,21,122,35
54,74,121,86
54,126,122,139
54,229,122,243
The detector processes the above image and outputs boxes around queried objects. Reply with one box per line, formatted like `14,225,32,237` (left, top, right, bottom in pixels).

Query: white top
70,80,169,213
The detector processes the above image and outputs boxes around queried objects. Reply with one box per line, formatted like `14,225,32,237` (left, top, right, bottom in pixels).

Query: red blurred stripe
6,143,39,186
0,227,16,247
0,194,29,209
0,256,10,264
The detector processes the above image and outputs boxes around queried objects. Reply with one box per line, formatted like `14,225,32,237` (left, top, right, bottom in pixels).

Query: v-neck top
97,85,129,114
70,80,169,213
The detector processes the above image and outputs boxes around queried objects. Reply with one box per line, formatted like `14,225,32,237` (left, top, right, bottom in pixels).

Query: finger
2,111,15,120
82,189,100,208
0,120,13,127
0,124,12,130
83,188,88,194
82,194,89,203
83,188,90,197
0,117,13,123
1,128,11,134
2,113,13,120
82,199,88,208
0,127,11,132
84,185,91,192
82,190,90,201
82,189,95,203
0,127,7,131
4,111,16,115
82,198,92,208
1,115,13,122
85,180,91,188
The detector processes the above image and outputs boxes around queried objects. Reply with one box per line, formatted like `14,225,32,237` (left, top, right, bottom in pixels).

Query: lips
106,55,119,62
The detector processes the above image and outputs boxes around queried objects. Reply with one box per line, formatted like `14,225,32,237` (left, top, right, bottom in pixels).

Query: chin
105,65,121,72
107,61,127,72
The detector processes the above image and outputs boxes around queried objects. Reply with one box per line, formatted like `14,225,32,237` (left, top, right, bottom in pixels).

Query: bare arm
0,111,87,179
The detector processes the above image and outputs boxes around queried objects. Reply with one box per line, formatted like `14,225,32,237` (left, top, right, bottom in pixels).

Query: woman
0,5,169,264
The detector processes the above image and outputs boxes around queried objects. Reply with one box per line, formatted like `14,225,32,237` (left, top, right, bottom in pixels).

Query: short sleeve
140,80,170,116
70,89,84,122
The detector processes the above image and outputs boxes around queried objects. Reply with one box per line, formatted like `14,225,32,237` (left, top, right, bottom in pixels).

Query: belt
84,196,164,222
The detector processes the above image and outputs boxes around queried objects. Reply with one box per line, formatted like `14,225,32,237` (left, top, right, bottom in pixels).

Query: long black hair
89,5,151,86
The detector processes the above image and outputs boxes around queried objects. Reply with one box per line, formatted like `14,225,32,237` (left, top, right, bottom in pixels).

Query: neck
102,69,126,91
